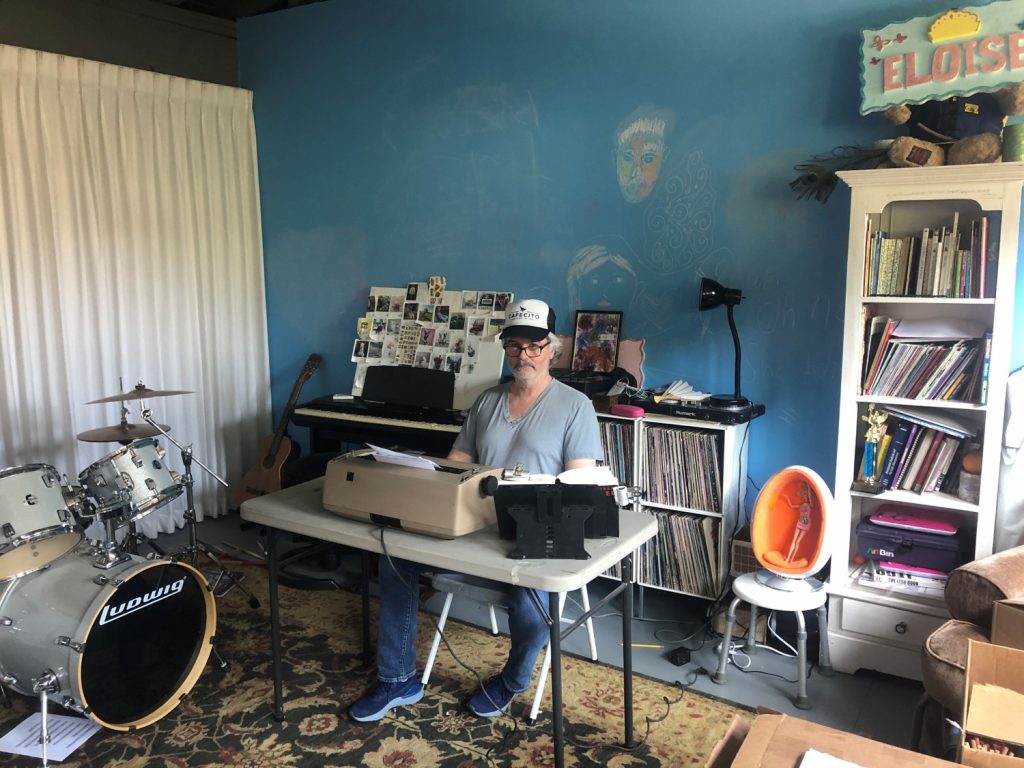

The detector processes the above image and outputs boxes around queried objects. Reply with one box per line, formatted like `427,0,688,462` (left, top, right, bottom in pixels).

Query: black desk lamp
698,277,751,410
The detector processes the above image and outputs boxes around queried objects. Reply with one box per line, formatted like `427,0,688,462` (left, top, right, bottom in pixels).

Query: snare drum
0,464,83,581
78,438,182,524
0,543,216,730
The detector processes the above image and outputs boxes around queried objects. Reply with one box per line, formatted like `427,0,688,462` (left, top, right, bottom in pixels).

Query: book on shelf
900,428,937,491
923,435,960,492
889,422,921,490
910,429,946,493
882,404,975,440
878,419,912,489
856,560,947,599
978,331,993,405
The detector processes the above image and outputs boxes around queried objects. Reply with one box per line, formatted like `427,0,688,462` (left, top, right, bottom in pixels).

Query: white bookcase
828,165,1023,680
598,412,749,600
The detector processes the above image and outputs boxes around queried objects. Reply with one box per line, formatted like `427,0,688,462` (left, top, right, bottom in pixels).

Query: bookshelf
598,412,749,601
829,164,1024,681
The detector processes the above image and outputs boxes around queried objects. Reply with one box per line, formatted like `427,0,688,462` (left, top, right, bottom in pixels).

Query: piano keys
291,396,464,456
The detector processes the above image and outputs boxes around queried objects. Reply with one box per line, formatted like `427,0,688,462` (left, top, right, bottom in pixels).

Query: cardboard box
960,640,1024,767
991,599,1024,651
712,712,957,767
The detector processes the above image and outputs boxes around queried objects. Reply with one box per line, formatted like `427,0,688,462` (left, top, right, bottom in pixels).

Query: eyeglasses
503,340,550,358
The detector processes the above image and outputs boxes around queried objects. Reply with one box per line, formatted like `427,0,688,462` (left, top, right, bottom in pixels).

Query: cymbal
77,422,170,442
87,385,193,405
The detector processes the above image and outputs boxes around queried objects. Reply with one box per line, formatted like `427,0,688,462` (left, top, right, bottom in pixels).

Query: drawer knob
895,621,908,635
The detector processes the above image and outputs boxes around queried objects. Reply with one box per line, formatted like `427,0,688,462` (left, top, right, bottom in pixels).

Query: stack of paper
653,380,711,403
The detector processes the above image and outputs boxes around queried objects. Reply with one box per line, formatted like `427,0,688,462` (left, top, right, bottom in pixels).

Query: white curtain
0,45,271,538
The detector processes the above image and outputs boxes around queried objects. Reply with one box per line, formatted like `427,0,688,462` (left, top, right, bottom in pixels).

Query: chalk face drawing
567,238,639,313
614,105,673,203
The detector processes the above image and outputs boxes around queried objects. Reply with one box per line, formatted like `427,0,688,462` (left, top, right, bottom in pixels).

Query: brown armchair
913,544,1024,757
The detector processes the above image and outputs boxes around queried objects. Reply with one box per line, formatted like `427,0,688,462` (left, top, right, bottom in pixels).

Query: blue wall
237,0,1022,510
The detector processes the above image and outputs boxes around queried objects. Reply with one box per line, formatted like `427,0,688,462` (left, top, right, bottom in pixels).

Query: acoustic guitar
235,353,322,507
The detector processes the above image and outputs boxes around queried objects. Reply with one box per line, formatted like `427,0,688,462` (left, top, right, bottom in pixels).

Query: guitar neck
266,354,321,458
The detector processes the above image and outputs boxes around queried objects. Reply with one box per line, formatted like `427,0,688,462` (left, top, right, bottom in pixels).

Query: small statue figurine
853,404,888,494
783,481,815,565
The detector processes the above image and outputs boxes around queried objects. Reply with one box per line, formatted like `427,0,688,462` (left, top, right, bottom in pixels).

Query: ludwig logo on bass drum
99,578,186,625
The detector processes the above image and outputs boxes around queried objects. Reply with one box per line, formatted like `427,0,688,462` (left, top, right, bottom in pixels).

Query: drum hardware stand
141,411,260,610
32,670,59,768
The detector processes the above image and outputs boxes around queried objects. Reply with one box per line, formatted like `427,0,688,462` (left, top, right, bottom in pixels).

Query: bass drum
0,545,216,730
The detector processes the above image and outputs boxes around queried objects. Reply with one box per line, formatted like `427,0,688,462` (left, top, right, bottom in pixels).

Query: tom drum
0,464,83,581
77,438,182,525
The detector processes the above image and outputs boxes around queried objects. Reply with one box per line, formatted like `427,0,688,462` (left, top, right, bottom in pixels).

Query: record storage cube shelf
597,413,749,601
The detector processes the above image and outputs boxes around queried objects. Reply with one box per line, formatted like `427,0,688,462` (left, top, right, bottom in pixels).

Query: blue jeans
375,555,550,693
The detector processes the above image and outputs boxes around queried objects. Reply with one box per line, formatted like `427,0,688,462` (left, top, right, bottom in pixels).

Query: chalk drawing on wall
641,148,718,276
613,104,674,204
567,237,641,314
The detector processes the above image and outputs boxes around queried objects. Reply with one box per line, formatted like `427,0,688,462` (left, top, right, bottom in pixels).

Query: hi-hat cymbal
77,423,170,442
87,384,193,405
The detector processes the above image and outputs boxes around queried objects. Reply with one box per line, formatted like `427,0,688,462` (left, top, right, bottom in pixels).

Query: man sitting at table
348,298,604,722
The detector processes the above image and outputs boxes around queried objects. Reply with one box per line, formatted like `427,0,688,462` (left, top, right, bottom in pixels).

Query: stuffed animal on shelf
882,82,1024,167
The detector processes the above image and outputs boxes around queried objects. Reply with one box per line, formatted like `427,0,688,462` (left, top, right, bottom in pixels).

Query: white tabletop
240,479,658,593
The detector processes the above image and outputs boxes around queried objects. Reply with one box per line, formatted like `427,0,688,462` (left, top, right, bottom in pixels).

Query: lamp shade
698,277,743,310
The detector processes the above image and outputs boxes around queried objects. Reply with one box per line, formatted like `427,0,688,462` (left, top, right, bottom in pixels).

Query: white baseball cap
499,299,556,342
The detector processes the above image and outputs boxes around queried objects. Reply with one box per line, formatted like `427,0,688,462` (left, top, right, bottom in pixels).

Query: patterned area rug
0,562,750,767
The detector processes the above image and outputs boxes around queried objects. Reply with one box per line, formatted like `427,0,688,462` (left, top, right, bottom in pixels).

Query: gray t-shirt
452,378,603,475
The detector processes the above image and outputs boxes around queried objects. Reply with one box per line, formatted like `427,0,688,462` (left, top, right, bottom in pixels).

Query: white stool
421,572,598,722
711,572,833,709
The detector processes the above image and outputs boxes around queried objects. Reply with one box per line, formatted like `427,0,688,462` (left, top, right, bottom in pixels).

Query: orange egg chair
711,466,835,709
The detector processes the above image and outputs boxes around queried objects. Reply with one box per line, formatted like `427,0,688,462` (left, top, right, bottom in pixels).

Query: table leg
549,590,565,768
622,554,636,747
268,526,284,721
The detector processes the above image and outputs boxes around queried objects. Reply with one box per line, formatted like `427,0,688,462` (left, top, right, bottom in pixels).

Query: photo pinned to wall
418,304,435,323
494,292,512,312
572,310,622,373
403,302,418,321
428,275,446,304
352,339,369,362
465,336,480,361
468,317,486,336
446,354,463,374
478,292,495,311
371,317,387,339
462,291,478,310
386,318,401,334
413,347,430,368
434,304,450,324
430,351,445,370
406,282,420,301
435,328,451,348
356,317,372,339
367,341,383,360
382,338,397,363
449,311,466,331
486,317,504,338
418,327,436,346
450,332,467,354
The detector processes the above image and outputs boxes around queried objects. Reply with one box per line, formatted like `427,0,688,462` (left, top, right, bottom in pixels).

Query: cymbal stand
141,411,260,611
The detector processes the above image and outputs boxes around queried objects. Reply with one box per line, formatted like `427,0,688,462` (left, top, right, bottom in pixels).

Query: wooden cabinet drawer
840,599,945,647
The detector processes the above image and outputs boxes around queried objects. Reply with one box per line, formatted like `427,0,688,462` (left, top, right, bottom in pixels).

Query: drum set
0,382,252,753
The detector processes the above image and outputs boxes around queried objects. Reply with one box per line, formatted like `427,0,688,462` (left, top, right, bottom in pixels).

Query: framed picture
571,310,622,373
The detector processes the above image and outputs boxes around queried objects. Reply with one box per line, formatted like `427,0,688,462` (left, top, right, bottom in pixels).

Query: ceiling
153,0,323,20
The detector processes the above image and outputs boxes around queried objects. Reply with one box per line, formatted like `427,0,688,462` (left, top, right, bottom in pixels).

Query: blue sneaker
348,678,424,722
466,675,517,717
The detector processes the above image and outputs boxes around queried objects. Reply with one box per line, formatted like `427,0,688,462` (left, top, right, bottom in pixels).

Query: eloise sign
861,1,1024,114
